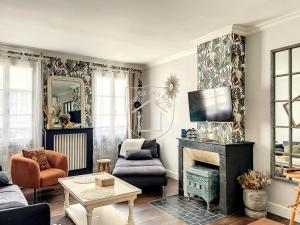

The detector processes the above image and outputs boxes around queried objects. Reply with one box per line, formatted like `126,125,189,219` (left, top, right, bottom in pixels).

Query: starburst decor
165,74,179,99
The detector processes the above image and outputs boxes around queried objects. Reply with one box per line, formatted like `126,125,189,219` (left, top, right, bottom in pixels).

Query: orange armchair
11,150,68,203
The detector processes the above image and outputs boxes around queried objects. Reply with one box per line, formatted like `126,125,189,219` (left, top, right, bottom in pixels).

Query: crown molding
146,47,196,69
146,24,247,69
247,10,300,35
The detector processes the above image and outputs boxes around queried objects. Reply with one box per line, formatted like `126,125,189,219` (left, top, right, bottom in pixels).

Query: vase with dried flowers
237,170,271,219
43,103,61,129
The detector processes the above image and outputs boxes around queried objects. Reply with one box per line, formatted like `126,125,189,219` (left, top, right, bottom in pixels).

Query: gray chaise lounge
112,141,167,194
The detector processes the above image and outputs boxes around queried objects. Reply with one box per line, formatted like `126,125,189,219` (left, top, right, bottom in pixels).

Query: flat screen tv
188,87,233,122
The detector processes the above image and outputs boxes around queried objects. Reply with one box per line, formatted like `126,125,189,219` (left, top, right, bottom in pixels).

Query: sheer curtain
93,69,127,170
0,55,42,171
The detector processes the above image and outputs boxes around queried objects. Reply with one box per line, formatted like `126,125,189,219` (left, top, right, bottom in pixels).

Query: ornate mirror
47,76,85,127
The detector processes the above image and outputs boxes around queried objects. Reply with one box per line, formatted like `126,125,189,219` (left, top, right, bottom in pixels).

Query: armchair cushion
39,168,66,187
44,150,68,175
22,149,51,170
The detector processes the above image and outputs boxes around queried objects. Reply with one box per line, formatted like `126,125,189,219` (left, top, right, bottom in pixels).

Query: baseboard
268,201,300,222
165,169,178,180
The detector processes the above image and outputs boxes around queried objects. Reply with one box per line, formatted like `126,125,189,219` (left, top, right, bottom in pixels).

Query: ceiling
1,0,300,65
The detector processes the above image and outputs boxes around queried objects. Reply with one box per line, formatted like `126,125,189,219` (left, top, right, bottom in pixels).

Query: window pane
115,115,126,126
115,97,125,114
275,50,289,75
275,102,289,126
0,90,4,114
96,77,112,96
115,79,126,97
9,66,32,90
96,96,111,115
9,128,32,141
9,115,31,129
0,65,3,89
9,91,32,114
96,115,111,127
275,128,289,145
275,76,289,101
292,101,300,127
292,47,300,73
292,74,300,99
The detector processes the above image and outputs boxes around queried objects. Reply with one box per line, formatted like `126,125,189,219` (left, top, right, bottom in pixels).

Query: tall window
95,70,127,136
93,69,127,168
0,57,41,170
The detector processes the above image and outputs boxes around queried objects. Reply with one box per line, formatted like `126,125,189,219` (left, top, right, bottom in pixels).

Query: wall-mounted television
188,87,233,122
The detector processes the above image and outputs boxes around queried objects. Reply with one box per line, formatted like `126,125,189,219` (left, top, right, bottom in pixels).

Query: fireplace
177,138,254,215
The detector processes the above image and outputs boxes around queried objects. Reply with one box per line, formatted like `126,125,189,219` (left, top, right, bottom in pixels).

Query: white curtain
93,69,127,170
0,55,42,171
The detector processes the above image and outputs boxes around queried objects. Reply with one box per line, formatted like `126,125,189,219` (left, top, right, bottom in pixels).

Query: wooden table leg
64,190,69,216
290,185,300,225
128,199,135,225
86,208,93,225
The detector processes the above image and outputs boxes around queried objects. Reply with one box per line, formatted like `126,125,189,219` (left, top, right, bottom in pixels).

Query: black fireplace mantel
177,138,254,215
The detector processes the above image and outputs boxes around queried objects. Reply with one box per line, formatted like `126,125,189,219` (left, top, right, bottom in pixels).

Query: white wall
246,16,300,220
143,54,198,178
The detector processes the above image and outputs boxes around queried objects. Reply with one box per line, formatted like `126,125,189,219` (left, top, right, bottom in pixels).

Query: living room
1,1,300,225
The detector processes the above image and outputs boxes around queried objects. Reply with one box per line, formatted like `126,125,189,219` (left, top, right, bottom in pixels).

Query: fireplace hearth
177,138,254,215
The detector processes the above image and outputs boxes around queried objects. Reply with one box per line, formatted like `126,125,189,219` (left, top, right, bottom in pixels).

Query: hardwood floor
22,178,295,225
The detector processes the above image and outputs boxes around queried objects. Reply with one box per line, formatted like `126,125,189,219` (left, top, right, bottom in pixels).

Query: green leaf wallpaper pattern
197,33,245,143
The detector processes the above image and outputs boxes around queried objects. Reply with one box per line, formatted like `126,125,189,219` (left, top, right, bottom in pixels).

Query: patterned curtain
127,69,142,139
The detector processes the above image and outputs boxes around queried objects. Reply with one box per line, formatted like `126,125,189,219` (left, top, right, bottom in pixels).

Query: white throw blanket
120,138,145,157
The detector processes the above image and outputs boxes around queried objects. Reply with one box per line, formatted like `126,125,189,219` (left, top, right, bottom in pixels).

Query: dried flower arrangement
43,103,61,129
237,170,271,190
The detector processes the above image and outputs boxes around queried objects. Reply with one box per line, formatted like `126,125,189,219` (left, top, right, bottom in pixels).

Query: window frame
271,43,300,183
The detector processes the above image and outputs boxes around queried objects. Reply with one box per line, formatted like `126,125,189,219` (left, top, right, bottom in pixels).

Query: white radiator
53,133,87,171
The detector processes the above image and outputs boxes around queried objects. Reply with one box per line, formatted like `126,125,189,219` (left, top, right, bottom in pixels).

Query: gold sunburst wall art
164,74,179,99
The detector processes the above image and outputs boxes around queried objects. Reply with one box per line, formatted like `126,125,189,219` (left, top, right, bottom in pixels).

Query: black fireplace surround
177,138,254,215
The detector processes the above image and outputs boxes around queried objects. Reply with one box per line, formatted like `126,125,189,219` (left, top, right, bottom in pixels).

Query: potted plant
237,170,272,219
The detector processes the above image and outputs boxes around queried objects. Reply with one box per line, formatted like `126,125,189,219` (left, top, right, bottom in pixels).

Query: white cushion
120,139,145,157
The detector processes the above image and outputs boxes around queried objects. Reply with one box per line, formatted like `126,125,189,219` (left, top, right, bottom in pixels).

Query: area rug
150,195,225,225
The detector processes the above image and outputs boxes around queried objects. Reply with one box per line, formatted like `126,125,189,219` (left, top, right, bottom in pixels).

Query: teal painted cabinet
186,166,219,210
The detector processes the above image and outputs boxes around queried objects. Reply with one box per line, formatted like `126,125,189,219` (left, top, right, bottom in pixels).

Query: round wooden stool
97,159,111,173
284,168,300,225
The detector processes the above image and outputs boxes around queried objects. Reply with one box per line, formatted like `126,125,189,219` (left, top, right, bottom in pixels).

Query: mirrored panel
275,102,289,126
47,77,85,128
275,50,289,75
292,47,300,73
275,76,288,100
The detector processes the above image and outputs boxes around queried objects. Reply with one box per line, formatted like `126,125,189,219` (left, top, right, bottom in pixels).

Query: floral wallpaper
42,57,93,127
197,33,245,143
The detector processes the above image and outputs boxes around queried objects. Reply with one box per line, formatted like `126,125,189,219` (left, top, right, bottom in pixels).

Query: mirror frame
47,76,86,127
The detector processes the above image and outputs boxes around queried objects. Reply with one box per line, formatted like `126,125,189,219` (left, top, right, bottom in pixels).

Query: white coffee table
58,173,142,225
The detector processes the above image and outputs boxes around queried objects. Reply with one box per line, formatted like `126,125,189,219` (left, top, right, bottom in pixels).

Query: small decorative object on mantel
95,174,115,187
59,113,74,128
181,129,187,138
43,103,61,129
186,128,198,139
237,170,271,219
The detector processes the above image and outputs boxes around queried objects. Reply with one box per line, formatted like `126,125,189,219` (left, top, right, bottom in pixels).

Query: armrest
44,150,68,176
10,154,40,188
0,203,50,225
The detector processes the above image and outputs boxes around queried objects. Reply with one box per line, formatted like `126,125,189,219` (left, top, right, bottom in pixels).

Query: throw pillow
22,148,52,170
142,139,158,158
126,150,153,160
0,171,10,186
